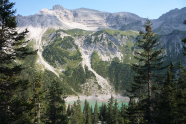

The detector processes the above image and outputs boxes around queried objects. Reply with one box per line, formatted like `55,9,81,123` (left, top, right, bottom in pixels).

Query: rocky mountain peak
158,8,182,20
53,5,65,11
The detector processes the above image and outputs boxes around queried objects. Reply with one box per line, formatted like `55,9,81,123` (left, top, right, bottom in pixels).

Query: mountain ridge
16,5,186,99
16,5,186,34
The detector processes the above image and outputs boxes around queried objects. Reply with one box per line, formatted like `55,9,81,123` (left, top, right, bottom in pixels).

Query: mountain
16,5,186,99
16,5,186,34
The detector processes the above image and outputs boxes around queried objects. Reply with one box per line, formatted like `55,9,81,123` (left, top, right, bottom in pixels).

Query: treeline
66,96,129,124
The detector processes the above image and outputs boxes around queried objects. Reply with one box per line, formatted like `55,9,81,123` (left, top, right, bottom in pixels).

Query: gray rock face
16,14,63,27
53,5,65,11
16,5,186,34
153,7,186,34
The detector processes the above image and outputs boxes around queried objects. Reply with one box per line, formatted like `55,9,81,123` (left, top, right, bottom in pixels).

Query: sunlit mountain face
16,5,186,97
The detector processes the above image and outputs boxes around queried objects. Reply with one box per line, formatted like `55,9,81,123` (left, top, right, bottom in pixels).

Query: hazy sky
10,0,185,19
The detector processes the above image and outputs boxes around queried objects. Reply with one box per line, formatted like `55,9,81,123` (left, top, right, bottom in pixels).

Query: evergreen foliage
83,100,92,124
108,57,134,94
91,51,134,94
182,20,186,56
107,95,114,124
176,62,186,123
130,19,166,124
70,98,84,124
99,103,107,122
64,64,86,92
154,64,177,124
43,81,68,124
43,35,82,67
30,74,46,124
92,101,99,124
0,0,35,123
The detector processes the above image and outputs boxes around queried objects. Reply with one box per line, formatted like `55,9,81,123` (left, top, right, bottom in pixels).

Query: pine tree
130,19,166,124
76,97,84,123
120,103,129,124
107,95,114,124
29,74,46,124
113,99,119,124
181,20,186,56
71,102,78,124
176,62,186,123
155,65,177,124
127,97,144,124
71,98,83,124
67,104,72,116
83,99,92,124
176,20,186,122
0,0,35,123
99,103,107,123
44,81,68,124
92,101,99,124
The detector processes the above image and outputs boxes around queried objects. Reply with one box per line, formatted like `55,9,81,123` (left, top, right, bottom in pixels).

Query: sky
10,0,186,19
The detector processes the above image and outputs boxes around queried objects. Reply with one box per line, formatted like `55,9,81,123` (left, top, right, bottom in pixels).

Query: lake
66,99,128,111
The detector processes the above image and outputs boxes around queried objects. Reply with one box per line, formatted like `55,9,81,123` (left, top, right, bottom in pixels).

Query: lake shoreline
65,94,130,103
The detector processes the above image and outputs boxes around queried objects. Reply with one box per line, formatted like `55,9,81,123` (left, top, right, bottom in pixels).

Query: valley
15,5,186,102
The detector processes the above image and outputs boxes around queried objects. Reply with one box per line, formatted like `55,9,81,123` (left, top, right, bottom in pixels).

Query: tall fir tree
181,20,186,56
30,74,45,124
76,97,84,123
83,99,92,124
127,98,144,124
67,104,72,116
113,99,119,124
71,102,78,124
92,101,99,124
176,62,186,123
44,81,68,124
177,20,186,122
71,98,83,124
107,95,114,124
155,65,177,124
130,19,166,124
0,0,35,123
99,103,107,123
120,103,129,124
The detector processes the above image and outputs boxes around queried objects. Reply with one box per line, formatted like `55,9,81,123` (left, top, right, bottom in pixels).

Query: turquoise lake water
66,99,128,111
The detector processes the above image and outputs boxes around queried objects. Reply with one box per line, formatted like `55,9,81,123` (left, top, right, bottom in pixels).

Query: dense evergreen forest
0,1,186,124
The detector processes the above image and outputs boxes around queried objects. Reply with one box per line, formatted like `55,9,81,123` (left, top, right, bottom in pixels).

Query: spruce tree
120,103,129,124
44,81,68,124
71,102,78,124
176,20,186,122
67,104,71,116
29,74,46,124
76,97,84,123
113,99,119,124
176,62,186,123
155,66,177,124
71,98,83,124
92,101,99,124
127,98,143,124
99,103,107,122
83,99,92,124
0,0,35,123
107,95,114,124
181,20,186,56
130,19,166,124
